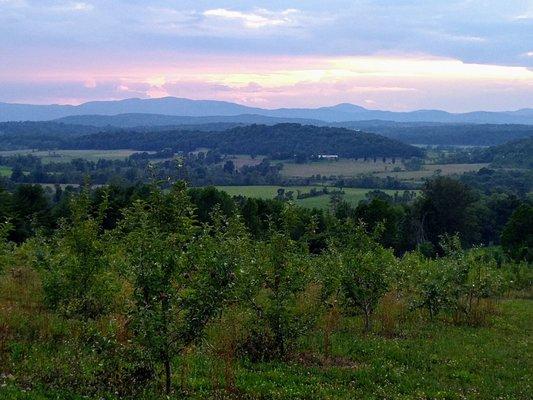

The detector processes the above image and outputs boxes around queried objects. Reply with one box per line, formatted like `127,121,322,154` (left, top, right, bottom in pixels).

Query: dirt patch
292,351,360,369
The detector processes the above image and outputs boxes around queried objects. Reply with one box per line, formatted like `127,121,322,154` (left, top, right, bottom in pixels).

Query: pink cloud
1,53,532,112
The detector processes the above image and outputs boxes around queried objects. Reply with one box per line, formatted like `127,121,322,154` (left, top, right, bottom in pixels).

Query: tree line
0,176,530,259
1,123,424,159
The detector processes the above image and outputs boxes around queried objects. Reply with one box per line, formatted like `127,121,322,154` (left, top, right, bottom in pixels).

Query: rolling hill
67,123,425,159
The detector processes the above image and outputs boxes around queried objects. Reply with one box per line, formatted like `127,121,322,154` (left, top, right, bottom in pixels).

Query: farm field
281,159,489,184
214,185,409,209
281,159,402,178
0,149,141,163
374,163,490,181
0,165,11,177
224,154,265,169
215,185,323,199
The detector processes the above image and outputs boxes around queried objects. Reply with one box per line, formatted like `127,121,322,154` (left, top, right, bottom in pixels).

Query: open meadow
280,159,401,178
0,149,140,164
374,163,490,181
280,159,489,182
0,166,11,177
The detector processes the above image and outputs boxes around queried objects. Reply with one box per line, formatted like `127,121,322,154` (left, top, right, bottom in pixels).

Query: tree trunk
363,308,372,333
164,354,171,395
161,294,172,394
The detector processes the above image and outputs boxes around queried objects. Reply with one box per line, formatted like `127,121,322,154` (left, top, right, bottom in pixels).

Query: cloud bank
0,1,532,111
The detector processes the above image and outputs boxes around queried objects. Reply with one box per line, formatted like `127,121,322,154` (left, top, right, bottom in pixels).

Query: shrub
340,244,395,332
501,204,533,262
236,228,317,360
37,188,120,319
116,184,248,394
406,237,507,324
0,221,13,273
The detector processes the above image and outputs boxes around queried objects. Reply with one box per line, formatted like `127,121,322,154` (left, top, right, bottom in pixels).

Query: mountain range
1,97,533,124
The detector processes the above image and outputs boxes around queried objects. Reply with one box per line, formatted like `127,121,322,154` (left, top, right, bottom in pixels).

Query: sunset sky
1,0,532,111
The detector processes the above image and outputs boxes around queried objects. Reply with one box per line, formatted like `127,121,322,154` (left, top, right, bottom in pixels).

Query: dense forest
436,136,533,168
336,121,533,146
2,120,533,151
0,122,423,159
473,137,533,168
66,124,424,159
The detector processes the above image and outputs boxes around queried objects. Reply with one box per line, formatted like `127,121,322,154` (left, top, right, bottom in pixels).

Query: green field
374,163,490,181
224,154,265,169
215,186,409,209
281,159,401,178
281,159,489,181
0,165,11,177
0,149,141,163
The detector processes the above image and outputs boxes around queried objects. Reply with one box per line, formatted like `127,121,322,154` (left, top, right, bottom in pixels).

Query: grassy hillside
1,263,530,399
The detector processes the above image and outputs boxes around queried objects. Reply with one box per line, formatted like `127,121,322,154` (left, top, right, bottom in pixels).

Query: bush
0,221,13,273
37,189,120,319
405,237,507,323
501,204,533,262
236,228,318,360
325,224,395,333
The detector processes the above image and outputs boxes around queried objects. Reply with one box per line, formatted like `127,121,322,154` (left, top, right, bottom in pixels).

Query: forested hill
0,121,99,137
336,121,533,146
482,137,533,168
66,123,424,158
0,121,104,150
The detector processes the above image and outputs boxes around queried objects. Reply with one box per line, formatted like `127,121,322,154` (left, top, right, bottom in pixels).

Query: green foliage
115,182,251,392
11,184,53,242
0,180,531,398
417,177,479,248
236,215,317,360
116,181,198,393
402,236,507,322
0,220,13,272
37,188,119,319
334,226,396,331
501,204,533,262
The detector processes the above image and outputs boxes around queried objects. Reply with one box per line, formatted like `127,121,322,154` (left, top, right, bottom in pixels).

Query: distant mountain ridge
1,97,533,124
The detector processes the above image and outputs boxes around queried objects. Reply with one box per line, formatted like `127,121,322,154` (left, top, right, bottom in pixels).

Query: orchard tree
39,187,119,318
117,183,248,393
237,206,317,359
117,181,197,394
339,242,395,332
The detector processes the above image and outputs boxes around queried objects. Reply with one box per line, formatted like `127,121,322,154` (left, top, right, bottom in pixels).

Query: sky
0,0,532,111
